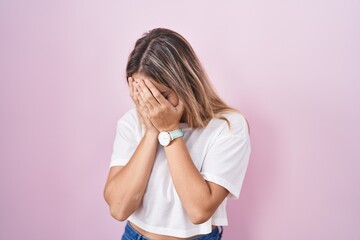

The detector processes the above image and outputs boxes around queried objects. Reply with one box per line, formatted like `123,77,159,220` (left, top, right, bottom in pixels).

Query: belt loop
219,226,223,236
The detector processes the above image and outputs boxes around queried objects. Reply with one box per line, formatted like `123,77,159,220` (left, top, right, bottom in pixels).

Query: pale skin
103,72,229,240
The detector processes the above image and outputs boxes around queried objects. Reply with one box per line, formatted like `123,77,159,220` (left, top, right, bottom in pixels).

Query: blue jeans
121,221,223,240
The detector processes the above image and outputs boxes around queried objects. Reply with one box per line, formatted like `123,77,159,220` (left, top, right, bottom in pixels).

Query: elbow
188,207,212,225
103,185,141,221
103,187,111,205
109,205,130,222
104,190,131,221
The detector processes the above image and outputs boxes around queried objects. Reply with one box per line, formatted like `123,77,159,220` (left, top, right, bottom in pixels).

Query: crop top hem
128,215,213,238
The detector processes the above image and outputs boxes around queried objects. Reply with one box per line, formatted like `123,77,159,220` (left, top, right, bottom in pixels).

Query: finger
144,79,170,106
136,80,155,111
135,84,152,111
176,98,185,112
138,79,161,108
130,77,140,100
129,77,141,107
128,77,134,99
136,95,150,118
133,90,140,106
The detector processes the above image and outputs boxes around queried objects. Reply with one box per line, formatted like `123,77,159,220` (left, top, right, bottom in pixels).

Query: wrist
144,130,159,139
161,124,180,132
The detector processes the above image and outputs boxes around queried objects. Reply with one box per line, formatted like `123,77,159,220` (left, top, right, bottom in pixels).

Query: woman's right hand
128,77,159,134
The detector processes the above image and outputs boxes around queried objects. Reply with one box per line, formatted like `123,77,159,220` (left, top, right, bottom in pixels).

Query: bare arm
104,77,159,221
164,137,229,224
135,79,229,224
103,131,158,221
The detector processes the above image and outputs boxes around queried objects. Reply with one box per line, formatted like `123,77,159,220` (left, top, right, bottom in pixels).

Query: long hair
126,28,237,129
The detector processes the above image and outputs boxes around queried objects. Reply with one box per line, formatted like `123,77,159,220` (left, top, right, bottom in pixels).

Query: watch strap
169,129,184,141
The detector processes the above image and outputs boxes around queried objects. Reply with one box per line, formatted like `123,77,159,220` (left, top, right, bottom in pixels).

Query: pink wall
1,1,359,239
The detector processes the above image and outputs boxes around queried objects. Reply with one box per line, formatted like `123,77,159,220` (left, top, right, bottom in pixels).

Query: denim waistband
121,221,150,240
121,221,223,240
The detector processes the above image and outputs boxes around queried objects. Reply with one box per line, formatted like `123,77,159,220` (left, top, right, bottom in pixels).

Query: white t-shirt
109,108,251,238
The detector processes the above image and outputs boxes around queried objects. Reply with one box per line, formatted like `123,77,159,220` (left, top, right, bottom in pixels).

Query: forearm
104,131,158,220
164,138,214,223
133,78,227,223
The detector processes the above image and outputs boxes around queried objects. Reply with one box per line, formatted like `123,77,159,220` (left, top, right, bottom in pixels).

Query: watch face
158,131,171,146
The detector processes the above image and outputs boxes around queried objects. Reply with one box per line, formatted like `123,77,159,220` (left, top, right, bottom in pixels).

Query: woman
104,28,251,240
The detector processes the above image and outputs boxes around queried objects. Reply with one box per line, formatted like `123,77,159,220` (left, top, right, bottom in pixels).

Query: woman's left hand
135,79,184,132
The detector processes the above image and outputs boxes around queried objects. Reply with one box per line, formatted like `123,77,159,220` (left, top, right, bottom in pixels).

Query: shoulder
221,111,248,125
210,111,250,138
224,111,249,129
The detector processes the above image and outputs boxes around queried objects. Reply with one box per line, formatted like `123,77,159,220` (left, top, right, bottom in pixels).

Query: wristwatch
158,129,184,146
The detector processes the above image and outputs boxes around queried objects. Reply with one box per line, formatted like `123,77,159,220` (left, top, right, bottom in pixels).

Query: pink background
1,1,359,239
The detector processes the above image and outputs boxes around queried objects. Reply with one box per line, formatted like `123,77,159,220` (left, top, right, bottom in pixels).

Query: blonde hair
126,28,238,129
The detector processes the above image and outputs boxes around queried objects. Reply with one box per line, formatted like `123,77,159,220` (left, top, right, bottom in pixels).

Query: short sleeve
201,114,251,199
109,109,140,168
